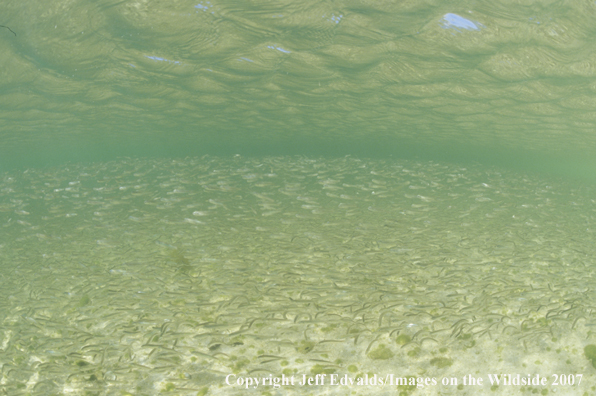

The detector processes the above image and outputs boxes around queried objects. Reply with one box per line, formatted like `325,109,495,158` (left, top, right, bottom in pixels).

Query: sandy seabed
1,156,596,395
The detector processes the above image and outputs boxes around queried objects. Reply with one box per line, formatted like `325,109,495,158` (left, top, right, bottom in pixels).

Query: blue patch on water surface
195,2,211,11
145,56,180,65
441,13,481,31
324,14,343,24
267,46,291,54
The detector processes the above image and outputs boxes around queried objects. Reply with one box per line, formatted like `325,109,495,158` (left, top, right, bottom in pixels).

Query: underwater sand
1,156,595,395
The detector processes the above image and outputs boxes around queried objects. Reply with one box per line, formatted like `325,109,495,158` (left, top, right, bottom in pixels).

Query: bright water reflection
1,0,596,174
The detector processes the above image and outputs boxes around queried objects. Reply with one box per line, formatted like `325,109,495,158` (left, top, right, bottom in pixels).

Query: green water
2,0,596,176
2,156,596,395
2,1,596,395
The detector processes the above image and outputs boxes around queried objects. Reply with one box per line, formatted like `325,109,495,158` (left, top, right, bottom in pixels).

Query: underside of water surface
1,155,596,395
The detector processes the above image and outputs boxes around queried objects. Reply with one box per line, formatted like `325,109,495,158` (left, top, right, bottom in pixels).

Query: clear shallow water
1,156,596,395
3,1,596,395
